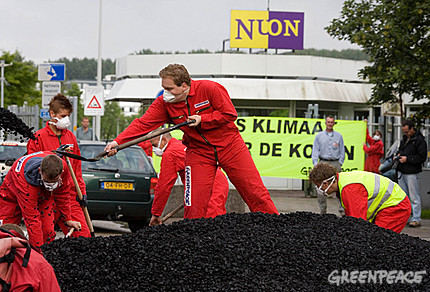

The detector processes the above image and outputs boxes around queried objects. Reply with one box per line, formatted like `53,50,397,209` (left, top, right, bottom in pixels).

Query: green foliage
0,50,40,107
282,48,370,61
100,101,123,141
50,57,116,81
65,82,84,121
269,109,289,117
326,0,430,119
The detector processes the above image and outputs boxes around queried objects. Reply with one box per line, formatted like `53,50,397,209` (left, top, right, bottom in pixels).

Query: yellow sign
230,10,305,50
150,117,366,180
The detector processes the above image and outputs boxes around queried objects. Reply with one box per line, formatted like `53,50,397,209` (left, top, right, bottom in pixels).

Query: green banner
151,117,366,180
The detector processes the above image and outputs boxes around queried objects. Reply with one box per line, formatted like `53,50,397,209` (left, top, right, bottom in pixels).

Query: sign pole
96,0,103,141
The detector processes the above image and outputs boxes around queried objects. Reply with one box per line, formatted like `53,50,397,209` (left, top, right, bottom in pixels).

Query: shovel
54,120,194,162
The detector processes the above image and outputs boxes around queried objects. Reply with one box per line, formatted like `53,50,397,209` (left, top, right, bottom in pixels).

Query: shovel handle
162,204,184,223
116,120,195,151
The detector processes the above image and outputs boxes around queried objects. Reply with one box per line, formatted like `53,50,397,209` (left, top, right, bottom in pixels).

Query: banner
230,10,304,50
151,117,366,180
237,117,366,179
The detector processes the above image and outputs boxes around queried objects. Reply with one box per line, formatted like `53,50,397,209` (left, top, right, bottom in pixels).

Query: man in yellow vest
309,162,411,233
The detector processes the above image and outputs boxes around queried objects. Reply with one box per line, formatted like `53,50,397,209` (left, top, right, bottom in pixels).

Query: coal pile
43,212,430,291
0,107,36,141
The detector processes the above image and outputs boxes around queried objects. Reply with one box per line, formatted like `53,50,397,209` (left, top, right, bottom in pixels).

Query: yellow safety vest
338,171,407,222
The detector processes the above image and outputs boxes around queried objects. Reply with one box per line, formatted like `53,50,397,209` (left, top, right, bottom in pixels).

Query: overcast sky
1,0,359,65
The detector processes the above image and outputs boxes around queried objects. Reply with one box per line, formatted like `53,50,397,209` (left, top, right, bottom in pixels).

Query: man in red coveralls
309,163,411,233
363,123,384,173
27,94,90,238
0,224,61,291
0,152,81,247
148,133,229,225
106,64,279,218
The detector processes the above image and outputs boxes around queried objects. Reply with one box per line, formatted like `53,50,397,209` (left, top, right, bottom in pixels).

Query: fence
5,102,39,141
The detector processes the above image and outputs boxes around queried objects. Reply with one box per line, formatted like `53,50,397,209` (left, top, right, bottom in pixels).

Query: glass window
80,145,152,173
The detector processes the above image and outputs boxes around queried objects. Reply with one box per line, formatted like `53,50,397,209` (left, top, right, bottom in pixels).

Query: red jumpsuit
138,140,153,157
0,230,61,291
152,137,229,218
115,79,278,218
0,151,72,247
339,175,411,233
363,129,384,173
27,123,90,238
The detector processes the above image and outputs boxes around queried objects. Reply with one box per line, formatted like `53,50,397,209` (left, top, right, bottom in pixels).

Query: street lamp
0,60,12,108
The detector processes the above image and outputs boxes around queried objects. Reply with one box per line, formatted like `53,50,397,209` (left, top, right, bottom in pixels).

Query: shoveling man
105,64,279,218
27,93,91,238
0,151,81,248
309,162,411,233
149,132,229,225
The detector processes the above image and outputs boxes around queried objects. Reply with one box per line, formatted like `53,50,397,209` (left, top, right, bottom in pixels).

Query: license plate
101,182,133,190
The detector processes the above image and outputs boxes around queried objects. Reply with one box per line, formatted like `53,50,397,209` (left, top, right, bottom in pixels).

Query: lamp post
94,0,103,141
0,60,12,108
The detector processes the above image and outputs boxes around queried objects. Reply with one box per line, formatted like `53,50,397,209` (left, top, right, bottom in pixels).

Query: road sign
84,86,104,116
42,82,61,108
38,63,66,81
40,108,51,119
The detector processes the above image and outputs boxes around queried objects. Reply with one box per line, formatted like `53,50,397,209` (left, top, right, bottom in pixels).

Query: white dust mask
49,116,71,129
163,88,189,103
42,178,62,192
316,175,335,197
373,135,380,141
153,135,168,156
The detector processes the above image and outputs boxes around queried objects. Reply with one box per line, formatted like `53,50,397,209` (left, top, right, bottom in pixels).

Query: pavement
267,190,430,241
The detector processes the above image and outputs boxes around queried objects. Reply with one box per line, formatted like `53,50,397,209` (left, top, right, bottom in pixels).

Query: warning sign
84,86,104,116
88,96,102,109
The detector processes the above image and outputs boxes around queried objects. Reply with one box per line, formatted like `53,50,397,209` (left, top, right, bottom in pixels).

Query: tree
65,82,85,122
326,0,430,120
50,57,116,81
100,101,123,141
0,51,40,107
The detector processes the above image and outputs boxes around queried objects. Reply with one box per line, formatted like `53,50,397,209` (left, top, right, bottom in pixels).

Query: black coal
0,107,36,141
42,212,430,291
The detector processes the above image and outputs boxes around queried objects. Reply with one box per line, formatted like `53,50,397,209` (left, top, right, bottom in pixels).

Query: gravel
0,107,36,141
42,212,430,291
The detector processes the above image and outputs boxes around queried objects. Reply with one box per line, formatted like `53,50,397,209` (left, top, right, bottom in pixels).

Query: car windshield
0,145,27,162
80,145,152,173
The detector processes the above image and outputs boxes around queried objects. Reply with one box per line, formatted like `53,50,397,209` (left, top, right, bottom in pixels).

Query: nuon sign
230,10,304,50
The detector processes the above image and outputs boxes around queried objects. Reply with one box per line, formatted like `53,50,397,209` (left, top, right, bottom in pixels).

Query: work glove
76,194,88,208
55,144,71,158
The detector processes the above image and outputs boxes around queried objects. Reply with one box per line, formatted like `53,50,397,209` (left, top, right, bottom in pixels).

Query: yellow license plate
101,182,133,190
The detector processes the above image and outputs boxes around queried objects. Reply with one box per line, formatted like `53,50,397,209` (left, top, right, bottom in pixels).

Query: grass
422,209,430,219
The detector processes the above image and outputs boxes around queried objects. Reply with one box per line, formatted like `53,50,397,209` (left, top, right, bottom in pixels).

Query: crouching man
0,151,81,248
309,163,411,233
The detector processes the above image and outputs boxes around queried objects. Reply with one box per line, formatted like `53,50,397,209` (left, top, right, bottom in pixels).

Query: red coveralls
0,230,61,291
0,151,72,247
115,79,279,218
363,129,384,173
152,137,229,218
27,123,90,238
339,174,411,233
138,140,153,157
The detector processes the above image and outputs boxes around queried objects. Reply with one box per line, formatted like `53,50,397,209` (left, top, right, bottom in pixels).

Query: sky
0,0,359,65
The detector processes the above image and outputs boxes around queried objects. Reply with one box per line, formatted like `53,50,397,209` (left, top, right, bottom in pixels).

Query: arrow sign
38,63,66,81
